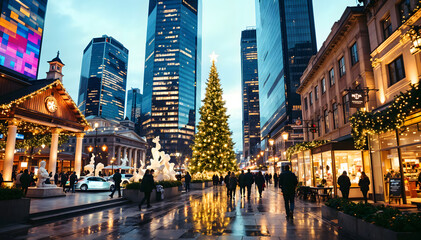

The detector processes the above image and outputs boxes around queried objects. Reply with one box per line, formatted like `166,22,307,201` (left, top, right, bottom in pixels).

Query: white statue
121,154,129,166
130,160,147,182
95,163,104,177
146,136,176,181
36,160,52,188
84,154,95,176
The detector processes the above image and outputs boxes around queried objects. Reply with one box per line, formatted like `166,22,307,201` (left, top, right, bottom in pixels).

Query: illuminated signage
349,90,365,108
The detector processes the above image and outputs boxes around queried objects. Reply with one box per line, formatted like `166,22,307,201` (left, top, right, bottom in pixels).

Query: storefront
290,138,370,198
370,113,421,204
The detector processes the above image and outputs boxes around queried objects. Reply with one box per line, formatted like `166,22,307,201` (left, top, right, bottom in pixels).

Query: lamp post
175,152,182,172
93,122,99,175
269,138,274,173
111,157,115,173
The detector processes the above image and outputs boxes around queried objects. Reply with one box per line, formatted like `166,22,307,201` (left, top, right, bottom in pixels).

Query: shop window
304,150,312,186
304,97,308,110
350,42,359,66
329,68,335,86
314,85,319,100
338,57,346,77
379,131,398,149
398,123,421,146
342,94,350,124
312,152,333,186
332,103,339,129
334,151,363,186
382,15,393,40
309,91,313,106
388,55,405,86
321,78,326,93
324,109,330,133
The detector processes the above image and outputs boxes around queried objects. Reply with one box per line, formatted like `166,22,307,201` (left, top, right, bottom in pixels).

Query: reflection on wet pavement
3,185,354,240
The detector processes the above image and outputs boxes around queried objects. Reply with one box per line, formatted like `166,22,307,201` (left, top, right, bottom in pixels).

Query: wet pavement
4,185,354,240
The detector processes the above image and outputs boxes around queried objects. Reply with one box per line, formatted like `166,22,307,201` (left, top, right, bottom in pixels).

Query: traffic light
309,123,318,133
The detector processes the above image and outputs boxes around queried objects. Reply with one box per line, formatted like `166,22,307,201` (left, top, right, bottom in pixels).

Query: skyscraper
0,0,48,79
255,0,317,159
241,28,260,163
126,88,142,123
77,35,129,122
142,0,201,163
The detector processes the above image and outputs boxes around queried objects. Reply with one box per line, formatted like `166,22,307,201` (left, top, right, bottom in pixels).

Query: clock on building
45,96,58,113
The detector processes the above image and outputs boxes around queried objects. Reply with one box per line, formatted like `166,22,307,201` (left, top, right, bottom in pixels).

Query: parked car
75,176,115,191
106,174,133,186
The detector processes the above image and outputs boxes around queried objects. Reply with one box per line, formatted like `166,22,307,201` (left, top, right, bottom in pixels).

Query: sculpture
84,154,95,176
129,160,147,182
95,163,104,177
147,136,176,181
36,160,54,188
121,154,129,166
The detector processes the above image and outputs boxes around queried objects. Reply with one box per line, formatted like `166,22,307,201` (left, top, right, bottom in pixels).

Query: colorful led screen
0,0,47,79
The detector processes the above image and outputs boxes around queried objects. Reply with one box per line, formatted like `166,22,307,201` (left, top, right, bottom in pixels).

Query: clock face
45,96,58,113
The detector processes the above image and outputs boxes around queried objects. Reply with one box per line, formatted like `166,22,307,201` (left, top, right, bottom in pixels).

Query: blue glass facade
142,0,201,162
77,35,128,122
241,29,260,161
126,88,142,123
255,0,316,139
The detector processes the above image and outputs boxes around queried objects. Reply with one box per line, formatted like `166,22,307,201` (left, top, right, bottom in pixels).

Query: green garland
286,140,330,160
350,84,421,149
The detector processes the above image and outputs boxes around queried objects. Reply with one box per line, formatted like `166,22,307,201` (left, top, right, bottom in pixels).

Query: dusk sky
38,0,358,152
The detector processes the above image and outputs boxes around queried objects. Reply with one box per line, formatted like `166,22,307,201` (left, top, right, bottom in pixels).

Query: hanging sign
349,90,365,108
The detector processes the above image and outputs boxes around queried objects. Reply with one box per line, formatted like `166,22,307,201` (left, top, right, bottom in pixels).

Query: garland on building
189,61,238,174
286,140,330,160
350,84,421,149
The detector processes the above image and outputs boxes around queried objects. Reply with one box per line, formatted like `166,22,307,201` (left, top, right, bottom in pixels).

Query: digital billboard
0,0,47,79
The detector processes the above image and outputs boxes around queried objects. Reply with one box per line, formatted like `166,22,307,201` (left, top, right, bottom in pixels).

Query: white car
106,174,133,185
75,176,115,191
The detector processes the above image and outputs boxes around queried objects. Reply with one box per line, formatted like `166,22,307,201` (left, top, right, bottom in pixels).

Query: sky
38,0,359,152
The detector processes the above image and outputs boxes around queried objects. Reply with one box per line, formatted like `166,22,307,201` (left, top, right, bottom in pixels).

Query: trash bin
156,185,164,201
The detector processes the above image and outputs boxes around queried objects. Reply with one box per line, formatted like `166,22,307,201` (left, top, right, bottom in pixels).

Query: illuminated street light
282,132,289,141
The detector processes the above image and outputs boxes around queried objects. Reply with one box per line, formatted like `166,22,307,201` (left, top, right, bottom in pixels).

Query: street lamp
175,152,182,171
111,157,115,173
269,139,275,173
282,132,289,141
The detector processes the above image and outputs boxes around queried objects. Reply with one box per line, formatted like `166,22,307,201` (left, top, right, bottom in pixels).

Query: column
117,146,121,165
142,150,146,163
110,145,115,165
128,148,133,167
123,147,127,163
48,128,62,177
3,119,19,182
134,149,138,167
74,132,85,178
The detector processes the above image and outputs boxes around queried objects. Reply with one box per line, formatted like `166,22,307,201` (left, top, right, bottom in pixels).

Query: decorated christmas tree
189,58,238,174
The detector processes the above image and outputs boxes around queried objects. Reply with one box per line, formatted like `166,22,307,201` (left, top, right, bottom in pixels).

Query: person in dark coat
358,172,370,203
225,171,231,197
238,170,246,197
255,171,265,198
110,169,122,198
274,173,279,188
245,169,254,199
279,165,298,219
228,172,238,199
139,169,155,210
219,175,223,185
338,171,351,199
184,172,192,192
20,169,30,196
54,172,59,185
212,174,218,186
0,171,3,186
264,174,269,185
61,172,68,192
69,172,77,193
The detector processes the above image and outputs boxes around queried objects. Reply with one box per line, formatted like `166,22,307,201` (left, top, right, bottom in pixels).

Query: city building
0,0,47,80
77,35,129,122
142,0,202,164
362,0,421,204
255,0,317,167
126,88,142,124
61,116,147,174
241,28,261,166
295,6,375,198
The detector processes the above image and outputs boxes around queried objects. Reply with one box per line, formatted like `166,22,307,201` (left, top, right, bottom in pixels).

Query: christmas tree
189,59,238,174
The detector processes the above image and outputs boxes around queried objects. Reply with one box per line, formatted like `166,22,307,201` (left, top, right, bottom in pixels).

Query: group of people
337,171,370,203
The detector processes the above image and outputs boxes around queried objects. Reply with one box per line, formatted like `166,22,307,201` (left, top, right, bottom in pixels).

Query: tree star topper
209,51,219,63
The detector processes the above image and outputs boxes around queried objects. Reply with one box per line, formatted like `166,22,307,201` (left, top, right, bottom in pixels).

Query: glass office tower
126,88,142,123
77,35,128,122
255,0,316,147
142,0,201,163
0,0,48,79
241,28,260,163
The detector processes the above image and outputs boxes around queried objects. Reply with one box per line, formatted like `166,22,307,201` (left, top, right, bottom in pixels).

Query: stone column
134,149,138,167
48,128,62,177
3,119,19,181
117,146,121,165
123,147,127,163
142,150,146,163
128,148,133,167
74,133,85,178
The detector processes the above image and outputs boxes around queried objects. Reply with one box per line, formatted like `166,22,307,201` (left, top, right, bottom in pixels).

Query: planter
191,182,205,189
163,186,181,199
123,189,156,203
321,205,338,220
0,198,30,225
338,212,358,235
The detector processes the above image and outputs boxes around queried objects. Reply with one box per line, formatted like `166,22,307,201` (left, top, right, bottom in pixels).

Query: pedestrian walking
12,170,16,182
225,171,231,197
358,172,370,203
69,172,77,193
338,171,351,199
264,173,269,185
238,170,246,197
139,169,155,210
185,172,192,192
15,171,23,188
279,165,298,219
228,172,238,199
54,172,59,185
0,171,3,186
245,169,254,199
255,171,265,198
274,172,279,188
109,169,122,198
61,172,68,192
20,169,30,196
212,174,219,186
219,175,223,185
